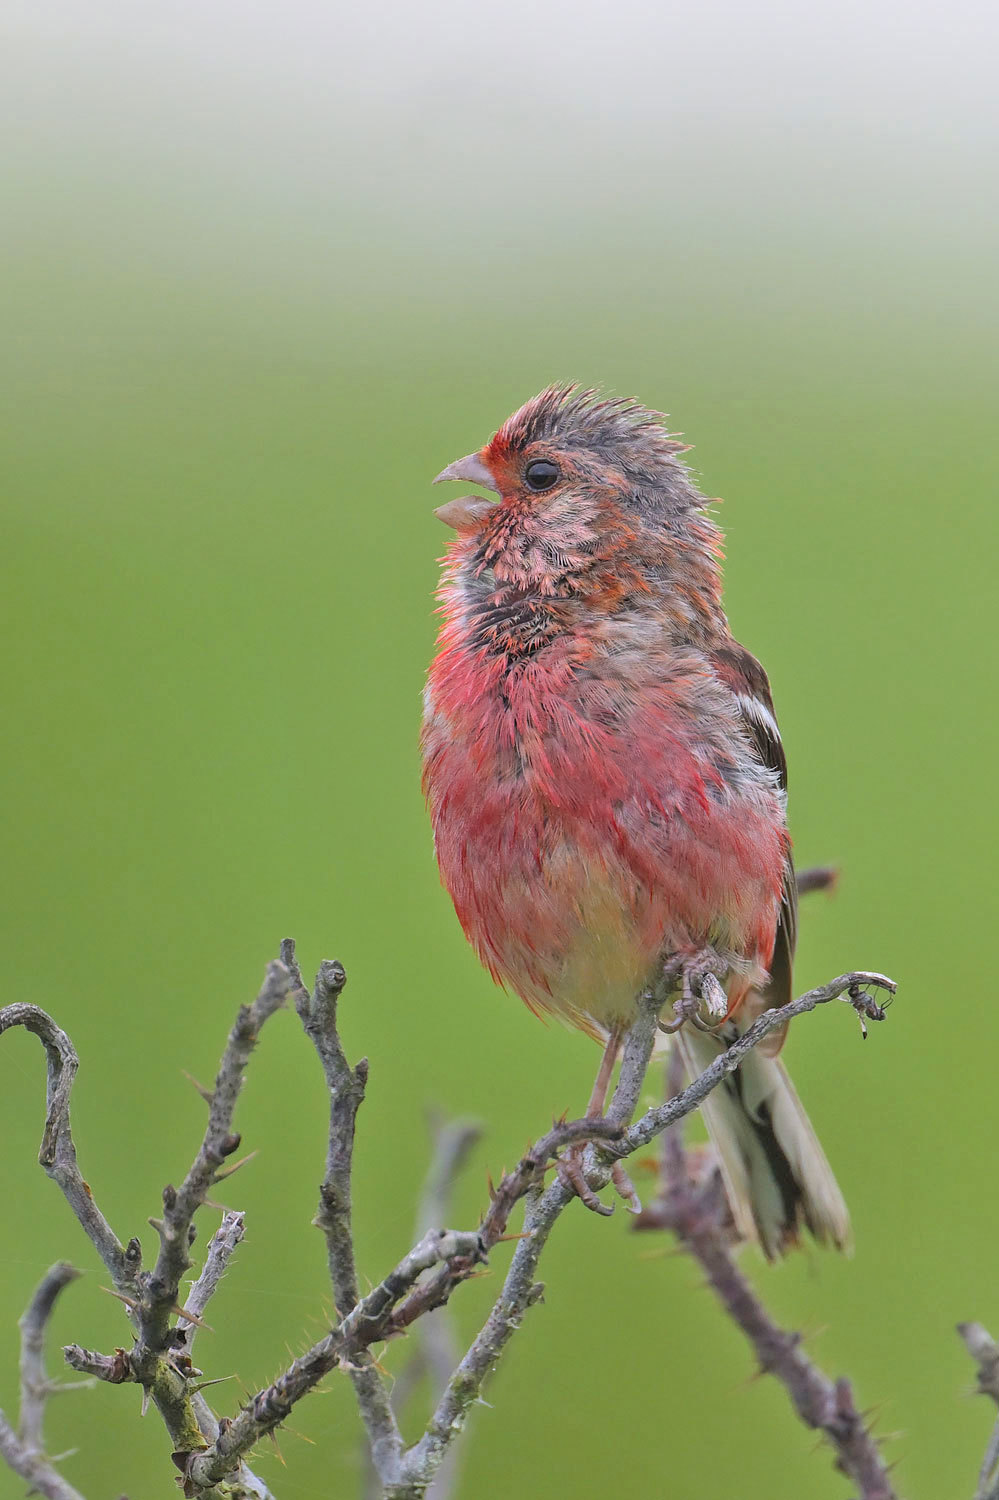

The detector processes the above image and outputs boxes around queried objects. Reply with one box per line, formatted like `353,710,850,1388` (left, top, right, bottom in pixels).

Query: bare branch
137,962,290,1357
175,1212,275,1497
0,1264,89,1500
179,1211,246,1343
63,1345,136,1384
394,998,662,1493
282,939,405,1485
416,1119,483,1371
0,1005,135,1295
403,1172,570,1492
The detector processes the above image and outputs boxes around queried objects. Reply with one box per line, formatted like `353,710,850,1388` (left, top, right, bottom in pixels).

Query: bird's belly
531,848,659,1031
429,773,774,1036
473,828,659,1030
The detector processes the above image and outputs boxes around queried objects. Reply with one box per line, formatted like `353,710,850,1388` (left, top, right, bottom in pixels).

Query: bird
421,384,849,1259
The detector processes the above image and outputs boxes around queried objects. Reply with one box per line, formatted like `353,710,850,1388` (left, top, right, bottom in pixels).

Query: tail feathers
674,1024,850,1260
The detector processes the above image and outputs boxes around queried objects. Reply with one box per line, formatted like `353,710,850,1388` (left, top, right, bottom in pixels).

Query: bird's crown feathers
489,383,690,471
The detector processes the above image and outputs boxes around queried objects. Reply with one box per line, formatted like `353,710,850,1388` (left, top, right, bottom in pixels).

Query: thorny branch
139,960,289,1356
0,937,925,1500
280,939,406,1484
179,1210,247,1340
0,1006,135,1295
634,1050,898,1500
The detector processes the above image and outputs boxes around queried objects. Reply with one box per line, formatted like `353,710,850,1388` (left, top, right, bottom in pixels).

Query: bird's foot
556,1140,614,1216
658,948,729,1034
556,1141,641,1216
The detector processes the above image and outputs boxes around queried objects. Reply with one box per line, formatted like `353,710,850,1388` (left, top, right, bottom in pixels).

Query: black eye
524,459,560,492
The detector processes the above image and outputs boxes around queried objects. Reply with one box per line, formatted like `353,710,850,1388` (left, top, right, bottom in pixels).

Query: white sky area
4,0,996,169
2,0,996,301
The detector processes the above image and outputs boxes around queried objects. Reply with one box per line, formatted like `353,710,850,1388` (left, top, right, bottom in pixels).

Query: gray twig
958,1323,999,1500
179,1210,247,1344
0,1263,89,1500
138,962,289,1357
0,1006,135,1295
63,1345,136,1384
281,938,406,1487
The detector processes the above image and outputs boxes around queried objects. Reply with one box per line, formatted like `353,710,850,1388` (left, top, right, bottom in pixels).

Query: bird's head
431,386,723,640
433,384,697,537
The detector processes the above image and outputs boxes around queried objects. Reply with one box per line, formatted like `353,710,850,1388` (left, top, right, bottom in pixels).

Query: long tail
674,1021,850,1260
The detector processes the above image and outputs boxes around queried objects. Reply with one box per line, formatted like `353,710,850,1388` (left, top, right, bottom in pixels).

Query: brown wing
710,641,796,1054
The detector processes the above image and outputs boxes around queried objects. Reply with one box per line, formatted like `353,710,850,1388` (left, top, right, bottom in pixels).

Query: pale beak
434,495,496,531
432,452,499,492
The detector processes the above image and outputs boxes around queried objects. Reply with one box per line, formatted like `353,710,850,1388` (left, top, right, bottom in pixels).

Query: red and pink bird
421,385,847,1259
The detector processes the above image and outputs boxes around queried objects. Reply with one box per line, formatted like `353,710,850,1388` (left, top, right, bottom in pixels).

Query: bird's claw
556,1144,614,1216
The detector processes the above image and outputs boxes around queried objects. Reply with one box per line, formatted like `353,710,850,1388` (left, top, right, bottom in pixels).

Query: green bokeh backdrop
3,10,998,1497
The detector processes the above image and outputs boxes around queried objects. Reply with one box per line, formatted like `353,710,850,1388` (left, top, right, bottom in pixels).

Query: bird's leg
586,1028,622,1118
658,947,729,1034
552,1026,624,1224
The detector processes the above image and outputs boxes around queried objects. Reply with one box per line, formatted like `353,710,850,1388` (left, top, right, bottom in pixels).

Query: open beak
432,452,498,492
432,450,499,530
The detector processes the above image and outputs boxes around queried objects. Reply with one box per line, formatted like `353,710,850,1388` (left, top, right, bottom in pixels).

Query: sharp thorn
101,1287,140,1311
174,1305,212,1330
213,1149,259,1182
182,1070,215,1105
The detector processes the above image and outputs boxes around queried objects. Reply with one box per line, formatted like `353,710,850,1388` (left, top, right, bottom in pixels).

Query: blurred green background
2,2,997,1496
